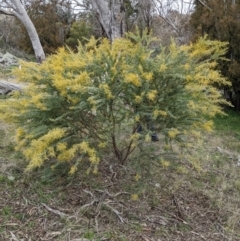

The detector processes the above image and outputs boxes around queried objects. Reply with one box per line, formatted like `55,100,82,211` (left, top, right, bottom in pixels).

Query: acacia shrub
0,33,230,174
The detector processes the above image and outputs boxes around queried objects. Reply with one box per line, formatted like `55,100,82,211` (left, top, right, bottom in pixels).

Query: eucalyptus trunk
89,0,125,41
11,0,45,62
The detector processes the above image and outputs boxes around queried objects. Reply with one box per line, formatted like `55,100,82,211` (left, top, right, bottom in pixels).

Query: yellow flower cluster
202,120,214,132
69,165,78,175
131,133,140,141
153,110,167,119
31,93,47,110
99,83,113,99
145,134,151,142
168,128,180,138
79,141,100,164
147,90,158,101
16,127,25,141
135,115,140,122
98,142,107,148
124,73,141,87
131,194,139,201
142,72,153,82
57,145,79,161
22,128,66,169
88,96,96,106
159,64,167,72
134,95,142,103
161,160,170,169
134,173,141,181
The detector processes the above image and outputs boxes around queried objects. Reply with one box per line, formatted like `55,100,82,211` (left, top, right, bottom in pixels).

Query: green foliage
66,20,94,50
17,0,73,54
0,32,230,174
190,0,240,106
213,110,240,140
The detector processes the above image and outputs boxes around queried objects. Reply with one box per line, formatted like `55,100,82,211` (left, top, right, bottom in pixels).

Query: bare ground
0,127,240,241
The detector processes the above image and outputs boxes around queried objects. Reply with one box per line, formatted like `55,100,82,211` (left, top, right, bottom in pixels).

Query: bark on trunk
89,0,125,42
110,0,125,40
12,0,45,62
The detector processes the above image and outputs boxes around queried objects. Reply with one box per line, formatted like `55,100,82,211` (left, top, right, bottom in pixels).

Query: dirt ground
0,126,240,241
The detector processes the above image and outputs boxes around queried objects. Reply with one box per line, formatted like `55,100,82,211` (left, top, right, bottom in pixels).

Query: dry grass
0,113,240,241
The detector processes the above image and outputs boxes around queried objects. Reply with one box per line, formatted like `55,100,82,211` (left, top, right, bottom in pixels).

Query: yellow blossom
153,110,167,119
159,64,167,72
142,72,153,82
85,36,98,49
89,154,100,164
69,165,78,175
124,73,141,87
131,194,139,201
16,127,25,141
159,110,167,117
134,173,141,181
138,64,143,73
203,120,214,132
184,63,190,70
168,128,180,138
188,100,196,110
99,83,113,99
79,141,90,153
191,130,201,137
93,166,98,174
134,95,142,103
74,71,90,85
57,142,67,152
58,145,78,161
145,134,151,142
47,147,56,158
161,160,170,168
135,115,140,122
186,75,192,81
176,166,188,174
98,142,107,148
131,133,140,141
147,90,158,101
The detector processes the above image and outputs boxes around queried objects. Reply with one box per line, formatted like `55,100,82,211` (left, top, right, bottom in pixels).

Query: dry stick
42,203,68,218
155,204,194,230
190,231,207,241
172,194,186,221
103,202,126,223
10,232,20,241
95,189,131,198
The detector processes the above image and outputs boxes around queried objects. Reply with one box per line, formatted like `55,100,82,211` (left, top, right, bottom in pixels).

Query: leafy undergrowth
0,113,240,241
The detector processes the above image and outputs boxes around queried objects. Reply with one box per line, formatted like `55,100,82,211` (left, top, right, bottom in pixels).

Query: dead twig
42,203,68,218
172,194,185,221
191,231,207,241
103,202,126,223
95,189,131,198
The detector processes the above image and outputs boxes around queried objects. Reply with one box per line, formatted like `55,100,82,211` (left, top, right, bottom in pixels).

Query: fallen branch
0,80,23,95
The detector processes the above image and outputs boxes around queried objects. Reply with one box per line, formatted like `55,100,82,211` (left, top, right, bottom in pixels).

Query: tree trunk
89,0,125,42
11,0,45,62
110,0,125,40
